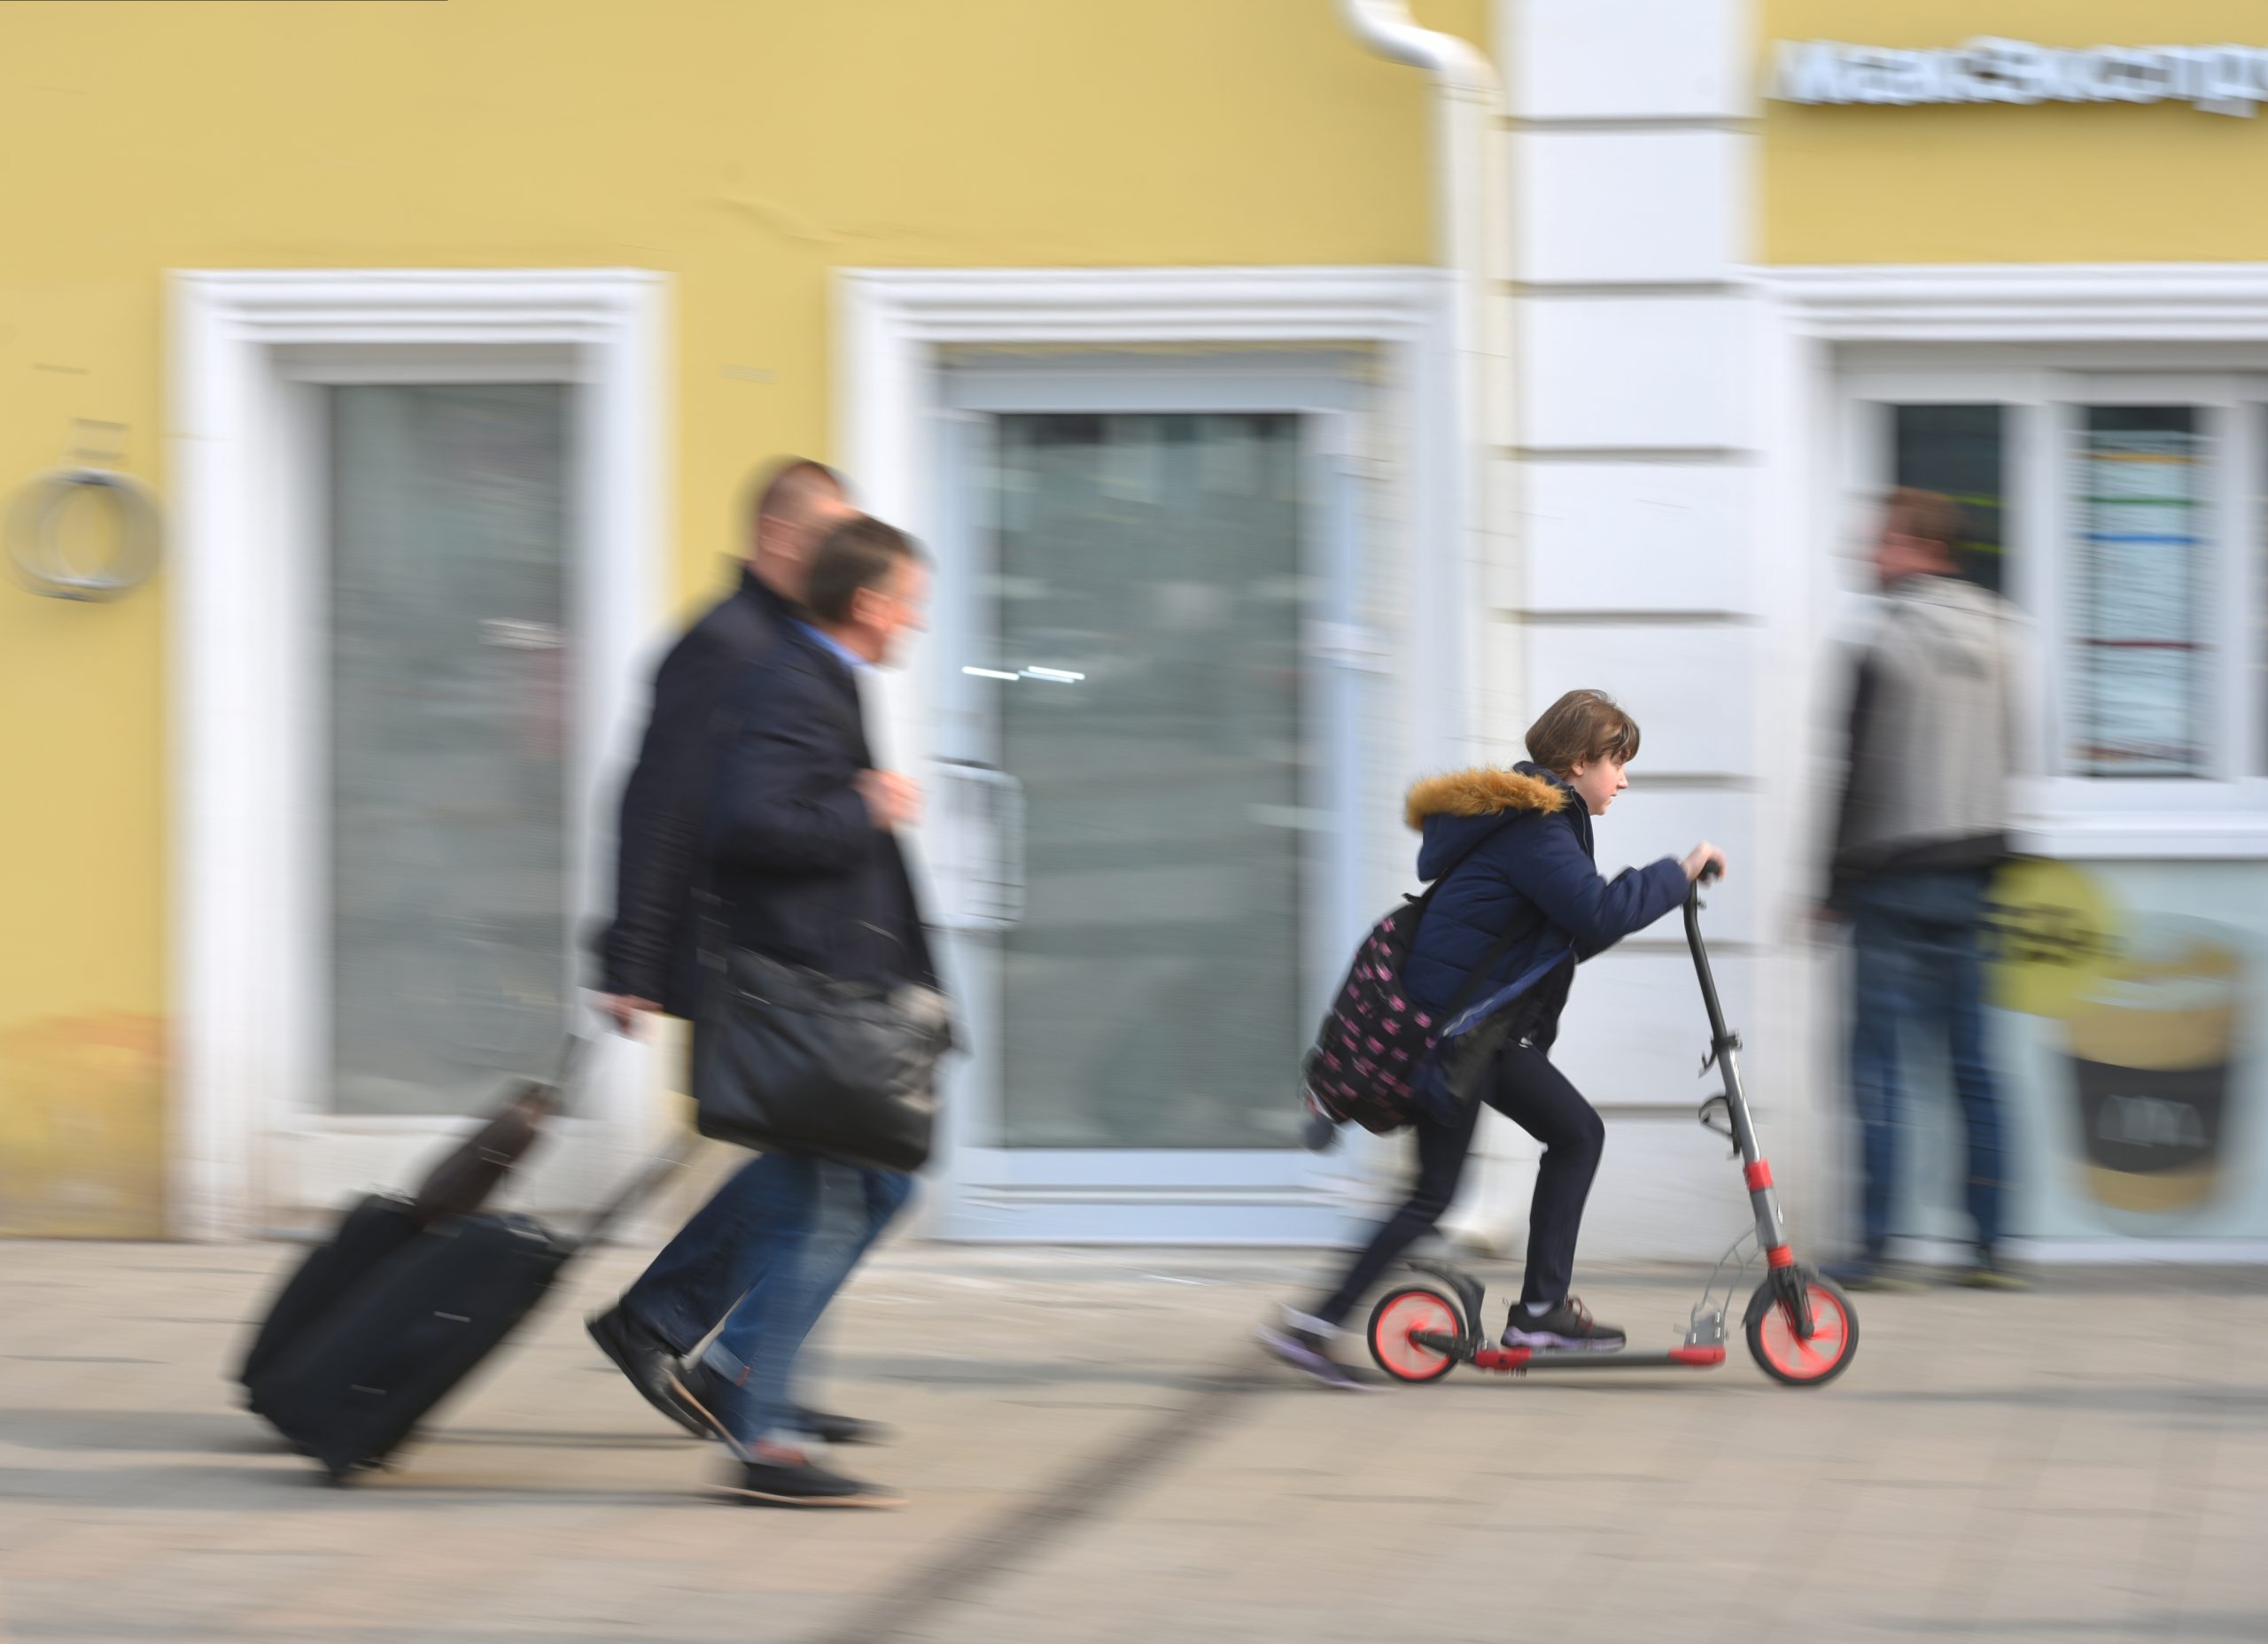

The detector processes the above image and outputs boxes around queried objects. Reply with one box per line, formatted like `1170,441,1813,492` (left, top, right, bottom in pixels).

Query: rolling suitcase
245,1141,692,1482
236,1045,577,1400
239,1190,424,1397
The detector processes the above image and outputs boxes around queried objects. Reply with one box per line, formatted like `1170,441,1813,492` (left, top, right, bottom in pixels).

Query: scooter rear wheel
1367,1285,1464,1384
1744,1269,1858,1387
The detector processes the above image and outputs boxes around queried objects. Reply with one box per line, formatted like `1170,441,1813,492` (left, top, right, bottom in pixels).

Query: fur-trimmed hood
1404,763,1572,831
1407,761,1583,886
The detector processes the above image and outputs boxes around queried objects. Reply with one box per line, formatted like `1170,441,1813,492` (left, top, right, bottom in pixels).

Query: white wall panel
1518,296,1755,451
1516,131,1744,286
1502,0,1750,122
1522,461,1755,614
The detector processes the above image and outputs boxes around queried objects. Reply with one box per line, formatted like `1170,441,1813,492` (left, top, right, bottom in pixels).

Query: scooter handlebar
1683,866,1731,1045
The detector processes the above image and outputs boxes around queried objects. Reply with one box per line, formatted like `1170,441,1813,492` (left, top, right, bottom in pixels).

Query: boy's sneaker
717,1443,903,1509
1953,1247,2031,1291
1821,1258,1925,1294
1257,1323,1373,1391
1502,1296,1626,1353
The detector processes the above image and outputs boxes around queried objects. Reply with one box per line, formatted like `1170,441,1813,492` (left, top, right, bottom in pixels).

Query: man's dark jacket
596,567,796,1017
1402,763,1688,1055
706,622,937,989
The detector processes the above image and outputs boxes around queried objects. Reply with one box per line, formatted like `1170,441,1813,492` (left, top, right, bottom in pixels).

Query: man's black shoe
675,1359,892,1449
798,1407,893,1446
717,1445,903,1509
586,1307,706,1439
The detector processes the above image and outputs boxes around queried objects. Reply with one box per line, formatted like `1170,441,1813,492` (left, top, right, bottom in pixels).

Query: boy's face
1566,754,1629,817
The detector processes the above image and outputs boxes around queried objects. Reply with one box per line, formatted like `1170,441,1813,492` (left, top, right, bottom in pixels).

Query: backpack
1300,822,1527,1135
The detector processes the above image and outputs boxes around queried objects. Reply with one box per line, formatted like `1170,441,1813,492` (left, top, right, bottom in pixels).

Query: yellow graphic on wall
1989,860,2251,1226
1986,857,2122,1019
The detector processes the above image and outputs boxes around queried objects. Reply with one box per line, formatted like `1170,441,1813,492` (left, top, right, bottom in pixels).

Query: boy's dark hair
1525,688,1642,775
805,516,921,624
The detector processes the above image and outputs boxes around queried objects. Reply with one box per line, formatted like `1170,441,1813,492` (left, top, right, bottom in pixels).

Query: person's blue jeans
1847,869,2006,1259
699,1160,911,1448
618,1150,807,1354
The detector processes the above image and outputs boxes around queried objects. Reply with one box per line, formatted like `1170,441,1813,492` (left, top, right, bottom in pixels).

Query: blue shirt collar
796,620,873,675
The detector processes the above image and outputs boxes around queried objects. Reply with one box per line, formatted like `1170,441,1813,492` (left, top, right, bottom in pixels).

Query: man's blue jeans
619,1150,912,1361
1847,869,2007,1258
698,1160,910,1448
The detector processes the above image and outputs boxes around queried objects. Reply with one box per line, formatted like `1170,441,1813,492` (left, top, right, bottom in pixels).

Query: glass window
2070,407,2211,779
328,384,572,1114
1892,403,2009,594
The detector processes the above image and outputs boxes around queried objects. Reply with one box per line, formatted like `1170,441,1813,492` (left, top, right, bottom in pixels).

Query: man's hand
855,770,923,831
594,993,659,1037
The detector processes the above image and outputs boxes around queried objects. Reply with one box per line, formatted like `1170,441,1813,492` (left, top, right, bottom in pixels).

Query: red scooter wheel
1367,1285,1463,1384
1745,1270,1858,1386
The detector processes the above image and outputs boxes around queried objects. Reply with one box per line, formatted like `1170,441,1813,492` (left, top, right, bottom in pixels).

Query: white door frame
168,269,670,1239
834,267,1470,1241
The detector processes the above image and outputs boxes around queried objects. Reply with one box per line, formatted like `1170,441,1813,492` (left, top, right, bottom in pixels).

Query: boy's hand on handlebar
1682,843,1728,883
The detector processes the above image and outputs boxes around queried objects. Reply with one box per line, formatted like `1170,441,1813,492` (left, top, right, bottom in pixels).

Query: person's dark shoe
1257,1322,1374,1391
666,1358,746,1446
586,1307,706,1438
1502,1296,1626,1352
676,1358,892,1448
1953,1246,2032,1291
797,1407,894,1446
1821,1259,1925,1294
717,1443,903,1509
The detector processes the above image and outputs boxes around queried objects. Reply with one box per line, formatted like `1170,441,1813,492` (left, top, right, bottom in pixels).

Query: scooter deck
1412,1332,1726,1372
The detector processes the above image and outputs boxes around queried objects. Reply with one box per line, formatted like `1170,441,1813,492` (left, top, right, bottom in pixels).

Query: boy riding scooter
1266,690,1725,1388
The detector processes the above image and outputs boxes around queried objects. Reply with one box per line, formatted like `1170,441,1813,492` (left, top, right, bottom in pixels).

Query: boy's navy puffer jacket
1402,762,1689,1054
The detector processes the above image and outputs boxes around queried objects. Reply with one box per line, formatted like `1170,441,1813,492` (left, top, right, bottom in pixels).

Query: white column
1450,0,1767,1262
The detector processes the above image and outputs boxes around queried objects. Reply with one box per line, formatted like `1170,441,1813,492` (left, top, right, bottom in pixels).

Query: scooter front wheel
1744,1269,1858,1387
1367,1285,1464,1384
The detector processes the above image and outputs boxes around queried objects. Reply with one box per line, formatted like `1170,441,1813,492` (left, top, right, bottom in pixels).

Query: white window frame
169,270,670,1239
1765,268,2268,859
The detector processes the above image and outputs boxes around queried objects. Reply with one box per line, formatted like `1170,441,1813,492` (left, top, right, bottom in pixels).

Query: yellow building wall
1763,1,2268,263
0,0,1483,1235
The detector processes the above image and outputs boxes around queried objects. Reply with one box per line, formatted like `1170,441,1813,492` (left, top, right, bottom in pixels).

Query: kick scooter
1365,868,1859,1388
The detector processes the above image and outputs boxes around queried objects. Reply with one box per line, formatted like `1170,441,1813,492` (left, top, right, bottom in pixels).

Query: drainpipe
1337,3,1530,1257
1335,0,1505,762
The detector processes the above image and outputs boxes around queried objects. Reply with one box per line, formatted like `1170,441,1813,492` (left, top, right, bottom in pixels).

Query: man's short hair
1884,486,1965,558
1525,688,1642,776
744,457,844,542
805,516,922,624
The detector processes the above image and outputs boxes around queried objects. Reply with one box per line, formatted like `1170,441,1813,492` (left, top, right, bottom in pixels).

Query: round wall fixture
7,466,164,601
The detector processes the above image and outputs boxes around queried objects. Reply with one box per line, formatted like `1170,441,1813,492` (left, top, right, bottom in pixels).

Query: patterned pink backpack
1301,824,1521,1135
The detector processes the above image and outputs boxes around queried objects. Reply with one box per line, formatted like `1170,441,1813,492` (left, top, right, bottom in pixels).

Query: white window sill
2015,815,2268,860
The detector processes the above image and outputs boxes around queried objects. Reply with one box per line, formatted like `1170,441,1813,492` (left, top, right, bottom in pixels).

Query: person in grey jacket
1825,487,2030,1291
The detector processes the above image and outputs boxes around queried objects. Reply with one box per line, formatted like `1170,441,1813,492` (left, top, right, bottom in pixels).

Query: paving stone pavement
3,1237,2265,1643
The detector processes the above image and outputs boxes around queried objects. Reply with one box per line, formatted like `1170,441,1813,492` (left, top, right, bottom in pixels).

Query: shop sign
1772,37,2268,118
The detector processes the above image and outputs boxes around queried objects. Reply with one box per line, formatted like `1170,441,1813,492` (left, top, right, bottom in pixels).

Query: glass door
277,379,591,1219
928,360,1367,1240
